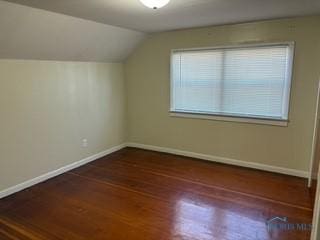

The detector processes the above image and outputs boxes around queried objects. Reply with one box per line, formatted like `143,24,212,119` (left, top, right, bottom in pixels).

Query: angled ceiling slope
0,1,146,62
3,0,320,32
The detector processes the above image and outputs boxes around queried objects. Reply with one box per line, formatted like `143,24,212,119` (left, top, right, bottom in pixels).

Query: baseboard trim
127,142,308,178
0,142,308,199
0,143,126,199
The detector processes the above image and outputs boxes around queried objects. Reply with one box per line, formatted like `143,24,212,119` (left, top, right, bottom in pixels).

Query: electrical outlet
82,139,88,148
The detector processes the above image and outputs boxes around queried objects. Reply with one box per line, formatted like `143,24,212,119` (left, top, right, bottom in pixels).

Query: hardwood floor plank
71,163,312,220
95,148,313,208
0,148,314,240
0,215,59,240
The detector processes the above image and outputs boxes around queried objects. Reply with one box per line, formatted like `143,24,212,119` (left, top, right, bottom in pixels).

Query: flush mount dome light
139,0,170,9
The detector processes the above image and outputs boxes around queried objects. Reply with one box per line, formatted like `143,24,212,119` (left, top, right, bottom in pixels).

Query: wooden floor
0,148,316,240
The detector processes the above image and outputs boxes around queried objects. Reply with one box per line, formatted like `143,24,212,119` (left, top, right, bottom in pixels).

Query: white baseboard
127,142,308,178
0,142,308,199
0,143,126,199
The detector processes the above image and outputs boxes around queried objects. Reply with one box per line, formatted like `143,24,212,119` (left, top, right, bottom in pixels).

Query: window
170,43,294,126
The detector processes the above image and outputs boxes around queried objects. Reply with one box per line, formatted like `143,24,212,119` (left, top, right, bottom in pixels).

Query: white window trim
170,111,288,126
169,41,295,127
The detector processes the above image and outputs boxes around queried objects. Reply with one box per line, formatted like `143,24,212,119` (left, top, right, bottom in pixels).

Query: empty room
1,0,320,239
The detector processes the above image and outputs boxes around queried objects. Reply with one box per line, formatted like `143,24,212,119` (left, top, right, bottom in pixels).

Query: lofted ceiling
3,0,320,33
0,1,146,62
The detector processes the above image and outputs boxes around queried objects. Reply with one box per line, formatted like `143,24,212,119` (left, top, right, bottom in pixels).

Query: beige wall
125,16,320,172
0,60,126,191
1,16,320,193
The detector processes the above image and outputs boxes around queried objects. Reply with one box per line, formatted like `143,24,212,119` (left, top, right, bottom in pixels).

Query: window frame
169,42,295,127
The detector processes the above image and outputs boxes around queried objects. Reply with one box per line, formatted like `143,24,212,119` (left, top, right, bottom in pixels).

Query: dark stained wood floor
0,148,316,240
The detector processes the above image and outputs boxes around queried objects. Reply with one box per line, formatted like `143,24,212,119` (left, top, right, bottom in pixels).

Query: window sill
169,111,289,127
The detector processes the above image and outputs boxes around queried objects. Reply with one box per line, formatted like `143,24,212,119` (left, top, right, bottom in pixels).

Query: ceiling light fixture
139,0,170,9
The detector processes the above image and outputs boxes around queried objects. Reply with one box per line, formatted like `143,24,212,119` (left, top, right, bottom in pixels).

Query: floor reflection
172,197,269,240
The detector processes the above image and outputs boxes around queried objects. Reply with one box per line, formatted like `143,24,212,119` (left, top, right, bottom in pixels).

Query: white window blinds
171,43,294,121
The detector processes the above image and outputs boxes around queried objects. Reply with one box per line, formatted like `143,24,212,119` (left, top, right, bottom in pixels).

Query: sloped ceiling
3,0,320,33
0,1,146,62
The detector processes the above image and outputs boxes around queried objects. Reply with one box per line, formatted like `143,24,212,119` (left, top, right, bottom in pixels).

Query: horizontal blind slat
171,44,293,120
